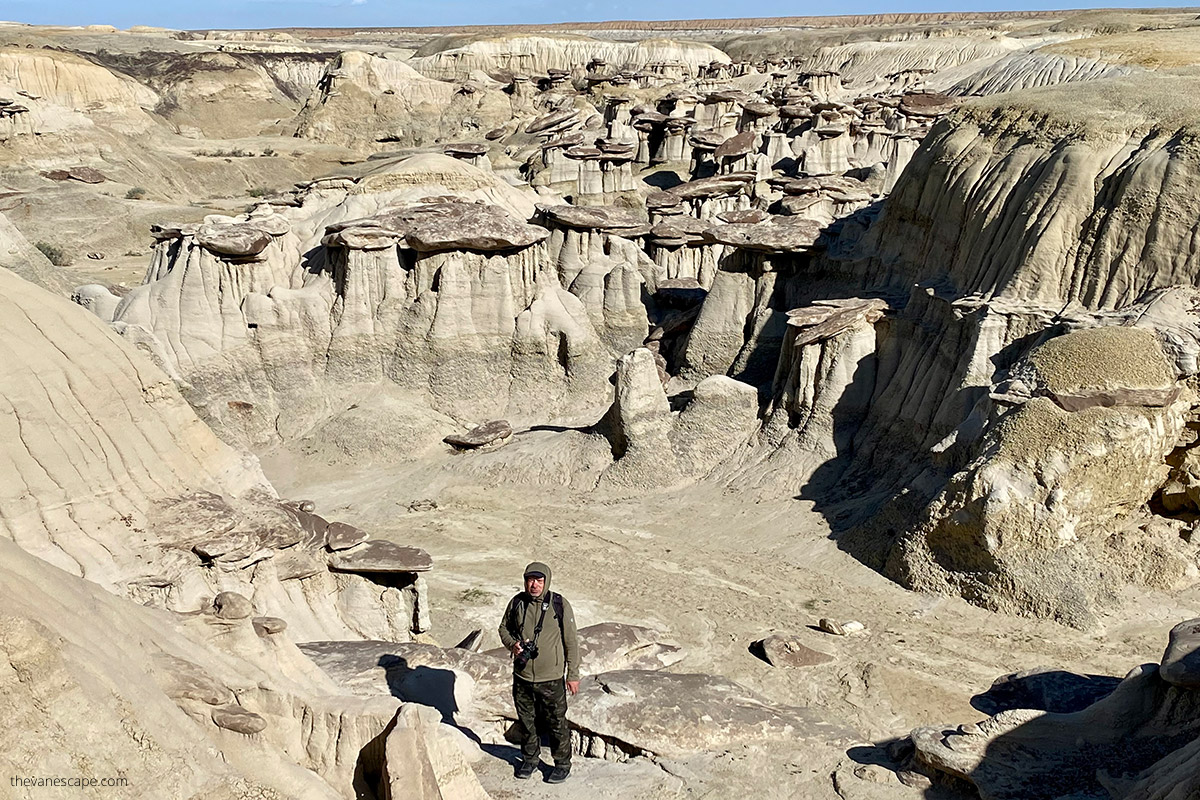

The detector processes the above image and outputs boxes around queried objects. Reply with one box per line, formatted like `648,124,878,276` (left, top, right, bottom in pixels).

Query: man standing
498,561,580,784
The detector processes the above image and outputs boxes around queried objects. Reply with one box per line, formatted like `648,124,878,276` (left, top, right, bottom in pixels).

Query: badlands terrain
4,6,1200,799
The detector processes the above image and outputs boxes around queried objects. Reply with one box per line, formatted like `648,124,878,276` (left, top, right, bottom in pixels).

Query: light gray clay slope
0,265,433,644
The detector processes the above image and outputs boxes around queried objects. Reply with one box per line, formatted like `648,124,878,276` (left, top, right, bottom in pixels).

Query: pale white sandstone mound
0,48,158,114
0,536,481,799
948,51,1135,96
295,50,510,150
2,265,431,642
795,35,1026,93
409,34,730,82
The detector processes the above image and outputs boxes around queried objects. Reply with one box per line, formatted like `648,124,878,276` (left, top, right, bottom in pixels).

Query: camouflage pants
512,676,571,767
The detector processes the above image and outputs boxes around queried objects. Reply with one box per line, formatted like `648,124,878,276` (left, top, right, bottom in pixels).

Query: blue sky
0,1,1185,30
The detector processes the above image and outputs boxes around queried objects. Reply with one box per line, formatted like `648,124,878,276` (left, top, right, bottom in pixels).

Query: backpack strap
552,592,565,639
506,593,525,641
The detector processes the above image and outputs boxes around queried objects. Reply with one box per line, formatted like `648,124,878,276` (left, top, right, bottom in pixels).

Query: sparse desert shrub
125,186,147,200
261,148,276,157
459,588,491,603
35,241,72,266
247,186,274,198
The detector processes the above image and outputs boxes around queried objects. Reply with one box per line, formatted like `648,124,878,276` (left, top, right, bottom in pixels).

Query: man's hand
510,642,523,659
566,680,580,695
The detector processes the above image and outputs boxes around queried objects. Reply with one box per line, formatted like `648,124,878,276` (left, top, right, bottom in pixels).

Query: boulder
211,704,268,735
212,592,254,620
754,633,835,668
383,704,488,800
252,616,288,637
330,541,433,573
444,420,514,449
1028,327,1179,411
1160,617,1200,688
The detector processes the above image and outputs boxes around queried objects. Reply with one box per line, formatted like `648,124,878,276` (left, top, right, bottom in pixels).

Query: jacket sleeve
498,596,516,650
562,597,580,682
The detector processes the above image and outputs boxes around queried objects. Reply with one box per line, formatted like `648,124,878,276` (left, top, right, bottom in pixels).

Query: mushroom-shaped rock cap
151,222,201,241
564,145,602,160
536,204,650,236
705,89,754,104
541,130,586,150
330,540,433,573
649,215,709,246
899,91,958,118
325,203,547,253
402,203,548,253
714,130,757,160
669,171,756,201
663,116,695,131
196,223,273,259
786,298,888,346
322,223,404,251
245,212,291,236
443,142,488,157
631,111,670,131
741,100,777,117
645,190,682,211
717,208,769,224
525,109,580,134
1027,326,1179,412
325,521,369,552
704,217,824,253
689,129,726,150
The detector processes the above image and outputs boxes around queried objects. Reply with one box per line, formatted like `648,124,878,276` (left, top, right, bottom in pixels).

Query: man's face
524,575,545,597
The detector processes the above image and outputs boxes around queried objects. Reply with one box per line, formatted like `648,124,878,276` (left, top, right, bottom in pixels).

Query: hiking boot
515,759,538,779
545,765,570,784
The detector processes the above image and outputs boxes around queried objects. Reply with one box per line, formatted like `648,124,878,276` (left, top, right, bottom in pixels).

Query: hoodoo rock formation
5,9,1200,800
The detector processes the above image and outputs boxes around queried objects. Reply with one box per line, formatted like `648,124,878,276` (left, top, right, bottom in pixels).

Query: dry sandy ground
260,444,1200,797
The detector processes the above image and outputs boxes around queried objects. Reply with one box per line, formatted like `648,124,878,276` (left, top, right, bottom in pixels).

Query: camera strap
508,592,565,658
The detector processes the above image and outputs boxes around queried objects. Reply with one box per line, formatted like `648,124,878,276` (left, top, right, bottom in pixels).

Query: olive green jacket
497,561,580,683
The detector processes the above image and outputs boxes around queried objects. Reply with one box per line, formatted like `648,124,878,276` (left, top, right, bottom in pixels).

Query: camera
513,640,539,670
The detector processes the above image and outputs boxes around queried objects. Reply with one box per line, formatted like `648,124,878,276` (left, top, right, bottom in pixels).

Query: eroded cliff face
109,155,648,449
790,75,1200,625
